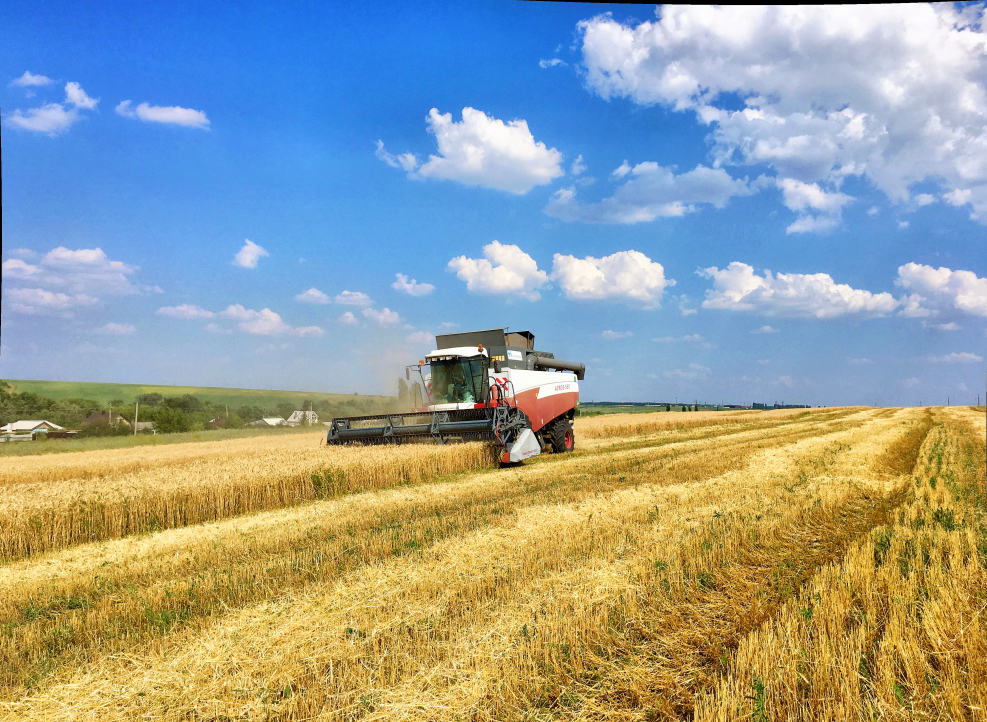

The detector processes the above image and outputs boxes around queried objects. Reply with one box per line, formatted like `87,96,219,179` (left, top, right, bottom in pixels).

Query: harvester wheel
549,418,575,453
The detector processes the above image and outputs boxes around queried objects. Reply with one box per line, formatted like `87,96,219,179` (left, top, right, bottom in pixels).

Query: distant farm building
0,420,64,434
0,420,66,443
247,417,287,427
286,410,319,426
83,412,132,428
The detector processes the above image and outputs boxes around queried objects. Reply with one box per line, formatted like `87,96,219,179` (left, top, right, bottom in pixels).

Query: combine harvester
327,328,585,464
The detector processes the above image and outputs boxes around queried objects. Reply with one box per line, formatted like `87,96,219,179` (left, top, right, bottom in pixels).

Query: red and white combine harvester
327,328,585,464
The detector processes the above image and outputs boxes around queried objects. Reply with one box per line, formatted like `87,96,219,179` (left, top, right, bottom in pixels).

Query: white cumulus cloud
405,330,435,344
945,189,972,207
233,240,269,269
64,82,98,110
929,352,983,364
653,334,714,348
96,322,136,335
221,304,323,337
776,178,853,233
601,330,632,340
156,304,215,320
295,288,330,304
545,163,751,223
2,246,140,296
611,161,631,179
6,103,79,135
10,71,52,87
334,290,373,307
0,259,39,281
751,325,780,334
379,107,563,194
362,307,401,325
116,100,210,129
895,262,987,318
539,58,567,68
338,311,358,325
670,293,698,315
6,81,98,136
448,241,550,301
5,287,98,315
700,262,898,318
375,141,418,172
552,250,673,307
392,273,435,296
578,5,987,222
665,363,711,380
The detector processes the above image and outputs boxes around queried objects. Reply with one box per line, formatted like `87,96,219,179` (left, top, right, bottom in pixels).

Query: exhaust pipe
526,355,585,380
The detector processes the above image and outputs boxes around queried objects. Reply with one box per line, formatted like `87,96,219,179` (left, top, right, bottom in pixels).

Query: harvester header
327,327,584,464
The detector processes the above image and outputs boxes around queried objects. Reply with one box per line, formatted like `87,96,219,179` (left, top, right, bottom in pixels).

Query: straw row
0,442,498,560
0,408,868,562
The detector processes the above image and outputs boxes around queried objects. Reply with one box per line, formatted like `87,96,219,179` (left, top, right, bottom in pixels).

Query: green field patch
5,379,388,409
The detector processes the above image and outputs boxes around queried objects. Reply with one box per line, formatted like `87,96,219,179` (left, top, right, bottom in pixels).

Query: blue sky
2,2,985,406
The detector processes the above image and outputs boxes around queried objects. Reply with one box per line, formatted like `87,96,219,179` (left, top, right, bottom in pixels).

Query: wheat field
0,406,983,720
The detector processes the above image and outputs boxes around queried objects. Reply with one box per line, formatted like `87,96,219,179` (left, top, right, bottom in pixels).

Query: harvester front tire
550,418,575,453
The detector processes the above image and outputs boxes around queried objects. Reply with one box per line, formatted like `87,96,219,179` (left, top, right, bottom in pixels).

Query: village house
246,417,287,427
0,420,64,434
83,412,132,428
285,410,319,426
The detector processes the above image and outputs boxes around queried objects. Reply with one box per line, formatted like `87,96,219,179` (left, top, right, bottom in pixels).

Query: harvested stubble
0,441,497,560
0,407,869,694
577,407,817,440
695,408,987,720
0,409,852,563
0,430,328,486
3,407,957,721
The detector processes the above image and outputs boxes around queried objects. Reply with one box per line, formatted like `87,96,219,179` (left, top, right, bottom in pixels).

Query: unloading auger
326,328,585,464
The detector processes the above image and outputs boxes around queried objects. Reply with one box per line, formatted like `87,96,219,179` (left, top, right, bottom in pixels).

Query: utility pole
133,402,139,436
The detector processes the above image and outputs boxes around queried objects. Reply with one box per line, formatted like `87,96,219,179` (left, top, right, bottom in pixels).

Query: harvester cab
326,328,585,464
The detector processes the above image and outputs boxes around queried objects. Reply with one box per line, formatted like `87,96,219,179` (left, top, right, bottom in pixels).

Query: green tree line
0,381,397,435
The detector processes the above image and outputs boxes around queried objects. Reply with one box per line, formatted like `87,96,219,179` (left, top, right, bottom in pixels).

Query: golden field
0,406,983,720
